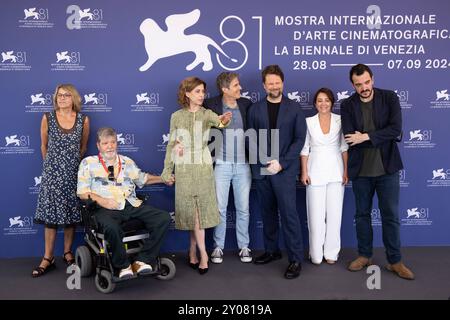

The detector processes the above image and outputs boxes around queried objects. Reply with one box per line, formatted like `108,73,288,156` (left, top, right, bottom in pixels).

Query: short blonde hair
177,77,206,108
53,84,82,112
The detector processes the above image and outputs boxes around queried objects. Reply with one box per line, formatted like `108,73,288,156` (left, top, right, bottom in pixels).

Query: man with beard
247,65,306,279
341,64,415,280
77,127,172,279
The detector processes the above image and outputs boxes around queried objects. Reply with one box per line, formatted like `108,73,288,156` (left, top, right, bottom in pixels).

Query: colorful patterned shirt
77,154,147,210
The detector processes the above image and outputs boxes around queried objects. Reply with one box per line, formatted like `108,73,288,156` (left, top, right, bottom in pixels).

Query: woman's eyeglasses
107,165,115,181
57,93,72,99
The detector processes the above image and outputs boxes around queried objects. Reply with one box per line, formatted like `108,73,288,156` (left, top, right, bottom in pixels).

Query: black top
267,101,280,130
359,100,385,177
341,88,403,179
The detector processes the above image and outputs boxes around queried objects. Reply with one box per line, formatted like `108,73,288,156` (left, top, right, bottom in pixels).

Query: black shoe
189,262,199,269
198,267,208,275
284,262,302,279
254,252,282,265
187,251,199,269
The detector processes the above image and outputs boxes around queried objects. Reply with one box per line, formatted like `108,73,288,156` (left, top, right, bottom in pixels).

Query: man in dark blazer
247,65,306,279
341,63,414,280
204,72,253,264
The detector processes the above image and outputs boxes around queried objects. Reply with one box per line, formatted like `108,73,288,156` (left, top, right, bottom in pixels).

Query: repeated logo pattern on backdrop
1,0,449,257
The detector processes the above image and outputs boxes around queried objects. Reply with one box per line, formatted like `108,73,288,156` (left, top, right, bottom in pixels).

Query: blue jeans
213,162,252,249
352,172,402,264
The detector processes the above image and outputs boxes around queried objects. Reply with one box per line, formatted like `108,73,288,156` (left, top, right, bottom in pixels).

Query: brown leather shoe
386,262,415,280
348,256,372,271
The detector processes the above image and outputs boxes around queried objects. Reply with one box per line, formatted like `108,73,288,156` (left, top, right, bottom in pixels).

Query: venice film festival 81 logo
66,5,108,30
403,129,436,149
333,89,354,110
352,208,382,226
157,133,170,152
25,92,54,113
82,92,110,112
116,133,139,153
29,175,42,195
131,91,161,112
399,169,409,188
287,90,312,109
241,91,261,104
4,215,37,236
401,207,432,226
0,49,31,71
427,168,450,187
138,9,248,72
0,134,34,155
394,89,413,109
430,89,450,109
370,208,382,226
226,210,237,229
18,7,54,28
51,50,85,71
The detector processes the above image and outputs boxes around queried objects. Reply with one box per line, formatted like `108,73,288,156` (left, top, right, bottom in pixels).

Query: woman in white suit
300,88,348,265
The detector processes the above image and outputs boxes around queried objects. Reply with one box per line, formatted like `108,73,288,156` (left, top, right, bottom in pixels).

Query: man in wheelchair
77,127,175,279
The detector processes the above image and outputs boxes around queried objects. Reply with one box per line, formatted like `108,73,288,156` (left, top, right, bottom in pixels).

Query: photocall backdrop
1,0,449,258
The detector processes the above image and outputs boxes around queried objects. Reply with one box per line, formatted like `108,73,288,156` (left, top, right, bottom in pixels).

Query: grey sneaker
211,247,223,264
239,247,252,263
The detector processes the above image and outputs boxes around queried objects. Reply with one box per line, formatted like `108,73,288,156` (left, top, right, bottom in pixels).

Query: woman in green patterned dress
161,77,231,274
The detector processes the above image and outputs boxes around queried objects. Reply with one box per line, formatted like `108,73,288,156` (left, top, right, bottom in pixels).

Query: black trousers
93,201,170,269
255,174,304,263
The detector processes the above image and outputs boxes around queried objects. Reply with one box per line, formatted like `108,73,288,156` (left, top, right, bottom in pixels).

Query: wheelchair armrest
136,193,149,202
79,197,98,210
78,197,99,229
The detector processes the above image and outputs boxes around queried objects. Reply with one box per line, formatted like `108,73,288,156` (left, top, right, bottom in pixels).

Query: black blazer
340,87,404,179
203,95,252,161
247,95,306,179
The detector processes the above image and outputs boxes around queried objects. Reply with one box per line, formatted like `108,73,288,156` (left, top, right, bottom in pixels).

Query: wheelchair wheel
95,270,116,294
75,245,93,277
156,257,176,281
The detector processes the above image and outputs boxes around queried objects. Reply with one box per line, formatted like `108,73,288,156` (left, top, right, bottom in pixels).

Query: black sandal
63,251,75,266
31,257,56,277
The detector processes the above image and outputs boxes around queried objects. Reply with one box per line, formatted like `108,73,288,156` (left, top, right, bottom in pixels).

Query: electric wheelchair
75,196,176,293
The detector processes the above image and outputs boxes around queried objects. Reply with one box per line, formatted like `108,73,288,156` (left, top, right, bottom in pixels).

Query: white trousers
306,182,345,264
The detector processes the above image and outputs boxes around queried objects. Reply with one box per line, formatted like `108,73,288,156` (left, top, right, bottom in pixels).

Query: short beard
358,89,372,99
102,151,117,162
268,91,281,99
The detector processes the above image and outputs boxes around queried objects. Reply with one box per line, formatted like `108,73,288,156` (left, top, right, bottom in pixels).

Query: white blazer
300,113,348,186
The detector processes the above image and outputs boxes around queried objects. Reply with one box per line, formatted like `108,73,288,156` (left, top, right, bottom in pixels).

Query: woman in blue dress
32,84,90,277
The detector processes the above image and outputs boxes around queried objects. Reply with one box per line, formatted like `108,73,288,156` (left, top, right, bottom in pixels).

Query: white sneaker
119,265,134,279
211,247,223,264
132,261,153,275
239,247,252,263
